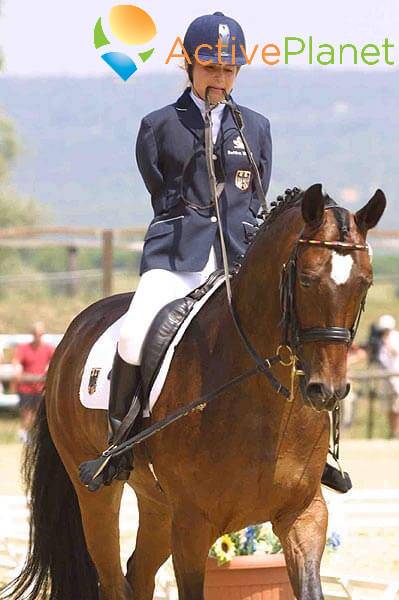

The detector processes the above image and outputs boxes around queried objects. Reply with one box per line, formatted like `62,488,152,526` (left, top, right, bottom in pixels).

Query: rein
87,93,370,482
202,88,291,399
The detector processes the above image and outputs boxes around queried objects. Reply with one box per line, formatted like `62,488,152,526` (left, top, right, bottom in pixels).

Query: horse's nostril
343,382,351,398
334,382,351,400
306,383,325,399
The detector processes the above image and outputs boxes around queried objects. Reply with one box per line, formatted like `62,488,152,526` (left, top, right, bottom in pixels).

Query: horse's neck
229,208,330,456
231,208,303,359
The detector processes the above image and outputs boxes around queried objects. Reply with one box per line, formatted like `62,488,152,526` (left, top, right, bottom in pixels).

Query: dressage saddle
140,268,225,403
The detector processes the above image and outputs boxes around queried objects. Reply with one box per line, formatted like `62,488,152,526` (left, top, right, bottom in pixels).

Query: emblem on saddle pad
88,368,101,395
235,170,251,190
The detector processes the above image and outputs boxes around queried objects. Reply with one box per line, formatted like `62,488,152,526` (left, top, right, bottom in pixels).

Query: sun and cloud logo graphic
94,5,157,81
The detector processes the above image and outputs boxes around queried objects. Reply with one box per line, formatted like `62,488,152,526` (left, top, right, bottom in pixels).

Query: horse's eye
299,274,312,288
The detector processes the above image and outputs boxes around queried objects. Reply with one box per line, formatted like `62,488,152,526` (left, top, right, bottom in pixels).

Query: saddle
140,268,225,402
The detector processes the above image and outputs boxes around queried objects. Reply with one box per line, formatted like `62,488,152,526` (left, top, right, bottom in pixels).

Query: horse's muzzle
305,381,350,412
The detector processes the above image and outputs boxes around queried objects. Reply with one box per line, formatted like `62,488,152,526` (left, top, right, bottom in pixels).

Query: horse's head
284,183,386,412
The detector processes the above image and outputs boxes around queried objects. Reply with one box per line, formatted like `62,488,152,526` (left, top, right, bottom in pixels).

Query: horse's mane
262,186,304,228
260,186,339,230
231,186,347,273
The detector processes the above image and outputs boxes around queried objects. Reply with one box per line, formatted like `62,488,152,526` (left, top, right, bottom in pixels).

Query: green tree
0,3,47,276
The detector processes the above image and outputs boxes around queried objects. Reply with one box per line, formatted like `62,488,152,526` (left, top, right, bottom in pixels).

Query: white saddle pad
79,277,225,417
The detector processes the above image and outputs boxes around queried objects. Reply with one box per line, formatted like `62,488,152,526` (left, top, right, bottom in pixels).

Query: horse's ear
301,183,325,227
354,189,386,232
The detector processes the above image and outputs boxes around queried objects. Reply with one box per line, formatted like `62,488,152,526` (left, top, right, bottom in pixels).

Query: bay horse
2,184,385,600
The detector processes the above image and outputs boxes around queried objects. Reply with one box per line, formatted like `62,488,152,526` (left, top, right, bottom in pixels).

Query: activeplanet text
165,36,396,67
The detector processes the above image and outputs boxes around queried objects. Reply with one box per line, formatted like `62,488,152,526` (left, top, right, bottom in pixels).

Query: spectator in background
370,314,399,438
343,343,367,428
12,321,54,441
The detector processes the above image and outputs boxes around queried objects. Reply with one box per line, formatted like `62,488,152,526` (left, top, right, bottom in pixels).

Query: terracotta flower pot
205,555,294,600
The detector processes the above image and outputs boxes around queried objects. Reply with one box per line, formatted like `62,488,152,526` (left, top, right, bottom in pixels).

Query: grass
0,270,398,338
358,281,399,342
342,395,391,439
0,411,19,444
0,271,139,333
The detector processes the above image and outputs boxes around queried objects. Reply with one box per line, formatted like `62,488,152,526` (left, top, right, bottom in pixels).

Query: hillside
0,68,398,227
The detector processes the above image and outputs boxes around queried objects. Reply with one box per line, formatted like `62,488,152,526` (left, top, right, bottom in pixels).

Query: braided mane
262,186,304,228
232,186,342,272
261,186,339,230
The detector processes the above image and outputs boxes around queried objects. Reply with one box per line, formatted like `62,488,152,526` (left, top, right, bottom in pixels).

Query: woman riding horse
87,11,274,489
82,11,350,493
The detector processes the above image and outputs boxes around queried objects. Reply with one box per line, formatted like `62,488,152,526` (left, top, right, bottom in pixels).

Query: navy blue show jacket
135,86,272,275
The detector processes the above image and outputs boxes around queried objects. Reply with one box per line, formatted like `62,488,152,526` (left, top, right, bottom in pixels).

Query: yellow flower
213,534,236,564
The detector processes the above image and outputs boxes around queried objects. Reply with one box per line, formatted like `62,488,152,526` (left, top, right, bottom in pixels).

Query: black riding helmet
183,11,247,83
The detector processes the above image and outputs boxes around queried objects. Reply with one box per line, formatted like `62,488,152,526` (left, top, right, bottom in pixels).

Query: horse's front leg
273,490,328,600
171,504,217,600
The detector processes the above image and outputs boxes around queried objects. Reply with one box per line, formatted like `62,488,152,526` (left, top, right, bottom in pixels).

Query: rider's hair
186,60,194,84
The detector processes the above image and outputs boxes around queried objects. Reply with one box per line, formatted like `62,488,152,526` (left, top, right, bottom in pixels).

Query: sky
1,0,399,77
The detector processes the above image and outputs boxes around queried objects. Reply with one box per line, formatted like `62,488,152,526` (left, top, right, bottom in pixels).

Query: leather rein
92,90,370,471
201,89,369,402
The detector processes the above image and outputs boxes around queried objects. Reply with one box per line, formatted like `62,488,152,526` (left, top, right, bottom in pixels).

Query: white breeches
118,245,218,365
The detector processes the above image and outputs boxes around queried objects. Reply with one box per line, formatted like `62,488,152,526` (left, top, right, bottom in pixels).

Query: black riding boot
79,349,142,492
108,350,141,443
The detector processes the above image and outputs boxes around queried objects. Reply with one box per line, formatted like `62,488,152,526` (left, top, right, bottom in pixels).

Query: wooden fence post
66,245,78,296
102,229,113,297
367,383,377,439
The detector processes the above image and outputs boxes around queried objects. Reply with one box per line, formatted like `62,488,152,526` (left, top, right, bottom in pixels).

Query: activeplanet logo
94,5,156,80
94,6,395,82
166,36,395,67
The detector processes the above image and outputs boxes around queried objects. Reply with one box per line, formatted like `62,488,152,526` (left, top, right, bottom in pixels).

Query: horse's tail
1,399,99,600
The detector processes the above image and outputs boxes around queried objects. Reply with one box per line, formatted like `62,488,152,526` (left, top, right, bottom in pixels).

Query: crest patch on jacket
235,170,251,190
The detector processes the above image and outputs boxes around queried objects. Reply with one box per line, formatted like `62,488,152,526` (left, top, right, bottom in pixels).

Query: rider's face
191,62,239,104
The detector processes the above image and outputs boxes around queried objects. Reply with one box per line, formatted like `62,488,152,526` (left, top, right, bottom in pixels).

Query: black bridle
280,236,369,351
201,89,370,401
278,233,370,410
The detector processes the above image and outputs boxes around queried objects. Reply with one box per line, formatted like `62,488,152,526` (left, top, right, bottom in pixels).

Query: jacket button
212,153,217,160
210,216,217,222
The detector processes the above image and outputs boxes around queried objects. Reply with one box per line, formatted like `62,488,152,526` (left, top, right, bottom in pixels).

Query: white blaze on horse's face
329,251,354,285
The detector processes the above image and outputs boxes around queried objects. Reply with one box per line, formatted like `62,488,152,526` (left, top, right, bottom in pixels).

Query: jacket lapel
174,87,204,142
